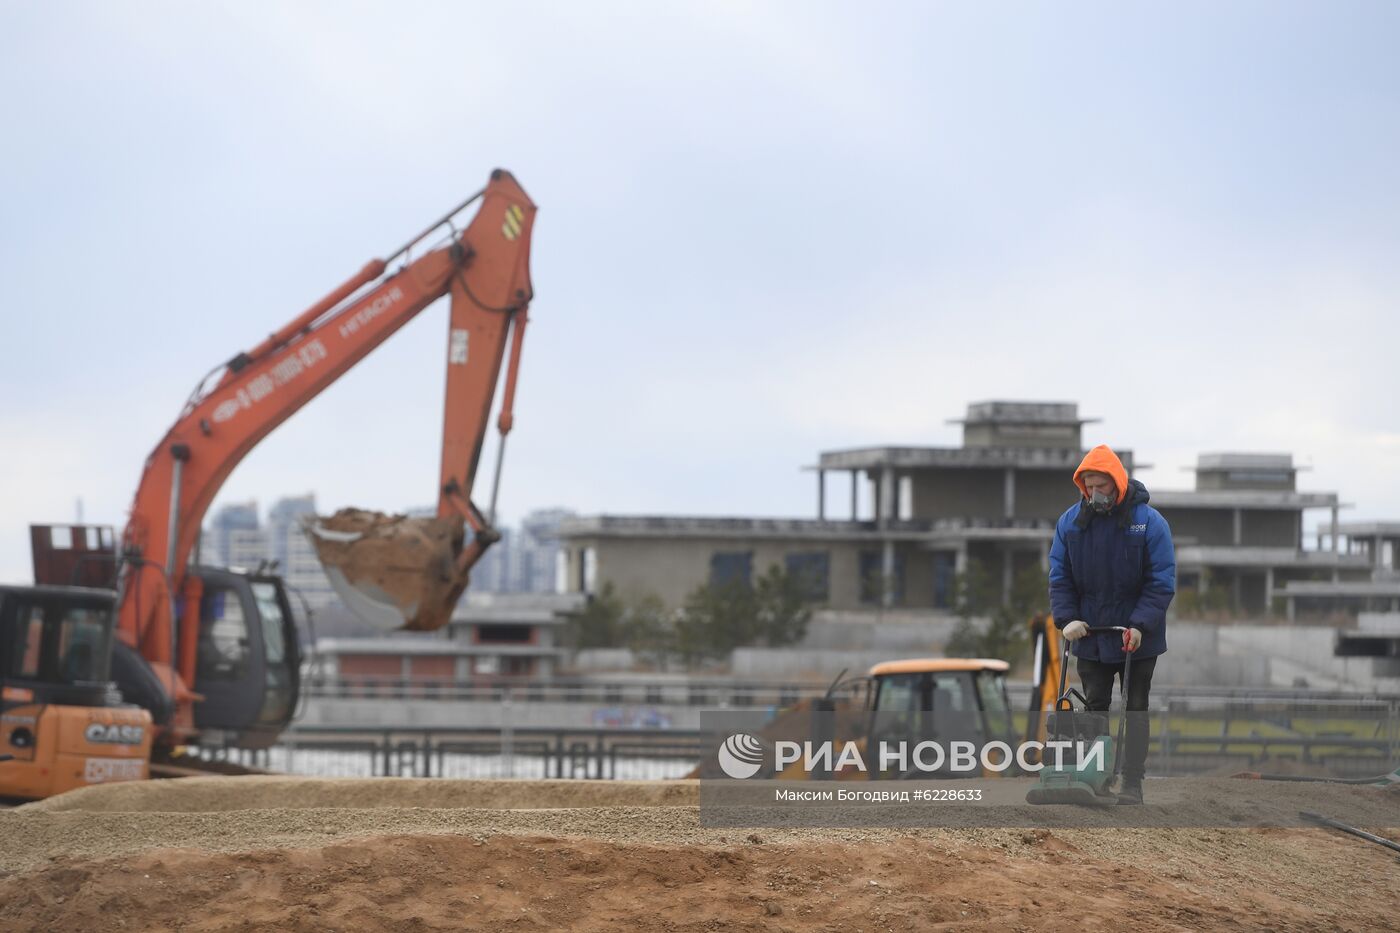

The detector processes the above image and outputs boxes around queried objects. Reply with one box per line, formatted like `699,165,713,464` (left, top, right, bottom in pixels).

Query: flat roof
560,515,871,541
1277,581,1400,598
558,515,1056,543
1151,489,1338,510
1174,546,1373,569
1195,452,1295,471
816,446,1104,472
314,638,567,658
1316,521,1400,537
448,592,584,625
951,400,1095,425
868,658,1011,676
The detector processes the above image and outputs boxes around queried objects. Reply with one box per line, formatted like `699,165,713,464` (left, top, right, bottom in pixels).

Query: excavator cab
28,525,300,751
190,566,301,749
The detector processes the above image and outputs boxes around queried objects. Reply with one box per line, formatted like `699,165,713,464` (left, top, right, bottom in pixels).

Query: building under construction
559,401,1392,618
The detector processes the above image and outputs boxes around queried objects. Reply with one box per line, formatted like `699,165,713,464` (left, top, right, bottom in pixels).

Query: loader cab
865,659,1013,777
1,585,154,800
0,585,123,709
190,566,301,749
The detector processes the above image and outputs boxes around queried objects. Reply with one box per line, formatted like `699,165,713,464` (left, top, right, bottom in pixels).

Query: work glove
1122,627,1142,653
1062,620,1088,642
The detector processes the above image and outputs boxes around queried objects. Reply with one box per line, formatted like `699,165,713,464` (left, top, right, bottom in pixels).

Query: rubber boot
1116,776,1143,806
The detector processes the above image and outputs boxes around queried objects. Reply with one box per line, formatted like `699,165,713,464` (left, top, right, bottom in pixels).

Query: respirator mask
1088,490,1114,513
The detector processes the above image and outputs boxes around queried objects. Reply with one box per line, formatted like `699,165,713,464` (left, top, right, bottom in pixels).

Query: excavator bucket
305,509,469,632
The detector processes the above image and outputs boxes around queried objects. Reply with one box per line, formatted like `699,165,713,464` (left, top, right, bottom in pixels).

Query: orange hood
1073,445,1130,505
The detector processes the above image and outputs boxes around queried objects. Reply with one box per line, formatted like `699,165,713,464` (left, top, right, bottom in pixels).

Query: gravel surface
0,776,1395,932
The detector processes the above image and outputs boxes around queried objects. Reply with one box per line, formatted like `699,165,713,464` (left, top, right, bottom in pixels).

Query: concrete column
1003,468,1016,521
1287,595,1296,622
1264,567,1275,616
1331,505,1340,553
881,539,896,608
954,543,968,576
1001,548,1013,606
879,466,896,530
817,469,825,521
1232,509,1242,547
1038,539,1050,571
850,471,859,520
1375,536,1385,568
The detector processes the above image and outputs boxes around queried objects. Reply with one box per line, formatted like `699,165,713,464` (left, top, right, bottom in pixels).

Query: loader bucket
305,509,468,632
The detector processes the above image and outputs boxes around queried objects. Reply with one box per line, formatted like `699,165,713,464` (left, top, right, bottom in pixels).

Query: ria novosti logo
717,733,765,779
713,733,1111,778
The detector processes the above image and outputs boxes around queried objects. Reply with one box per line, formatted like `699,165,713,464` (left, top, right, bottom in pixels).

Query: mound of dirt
306,508,465,631
24,776,700,813
2,777,1397,932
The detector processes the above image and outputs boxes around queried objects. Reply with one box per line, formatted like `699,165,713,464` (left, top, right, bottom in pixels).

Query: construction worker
1048,444,1175,805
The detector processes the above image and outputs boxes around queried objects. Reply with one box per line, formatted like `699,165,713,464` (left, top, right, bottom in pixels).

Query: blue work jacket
1048,479,1176,663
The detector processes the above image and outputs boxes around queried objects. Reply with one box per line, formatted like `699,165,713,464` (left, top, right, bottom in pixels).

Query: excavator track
149,749,273,779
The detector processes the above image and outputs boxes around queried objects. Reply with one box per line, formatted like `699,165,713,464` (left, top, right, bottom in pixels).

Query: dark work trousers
1076,655,1157,781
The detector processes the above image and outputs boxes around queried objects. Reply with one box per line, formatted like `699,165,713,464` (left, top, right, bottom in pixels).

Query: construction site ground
1,776,1397,932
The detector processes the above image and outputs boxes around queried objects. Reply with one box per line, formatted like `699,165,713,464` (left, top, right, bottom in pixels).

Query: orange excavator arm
117,170,536,726
1023,613,1063,754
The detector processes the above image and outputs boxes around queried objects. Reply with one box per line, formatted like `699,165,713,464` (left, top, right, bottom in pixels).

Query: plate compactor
1026,625,1136,806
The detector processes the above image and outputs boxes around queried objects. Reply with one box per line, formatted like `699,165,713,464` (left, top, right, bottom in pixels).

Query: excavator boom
115,169,537,744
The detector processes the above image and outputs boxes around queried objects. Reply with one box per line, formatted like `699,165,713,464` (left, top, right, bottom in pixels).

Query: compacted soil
1,776,1396,932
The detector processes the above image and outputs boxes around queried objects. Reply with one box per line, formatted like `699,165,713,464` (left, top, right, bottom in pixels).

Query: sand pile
1,777,1396,932
305,508,465,631
24,776,700,814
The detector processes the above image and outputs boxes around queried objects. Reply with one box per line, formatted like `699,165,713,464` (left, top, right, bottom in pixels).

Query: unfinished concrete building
557,401,1380,618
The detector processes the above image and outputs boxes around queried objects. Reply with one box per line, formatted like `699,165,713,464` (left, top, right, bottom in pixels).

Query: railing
199,696,1400,782
301,676,826,707
302,675,1400,707
1146,697,1399,777
199,726,707,780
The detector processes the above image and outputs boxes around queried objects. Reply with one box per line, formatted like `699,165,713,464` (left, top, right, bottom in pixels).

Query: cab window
873,673,918,712
17,609,43,678
198,588,250,678
55,607,110,682
251,582,286,666
976,672,1011,739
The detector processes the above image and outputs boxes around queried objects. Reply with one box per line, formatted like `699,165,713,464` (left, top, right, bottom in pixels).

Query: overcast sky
3,2,1399,581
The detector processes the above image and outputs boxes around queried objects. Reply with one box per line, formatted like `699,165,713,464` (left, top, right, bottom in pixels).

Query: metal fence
201,726,708,780
200,696,1399,782
1145,696,1399,778
301,677,826,708
302,675,1399,708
